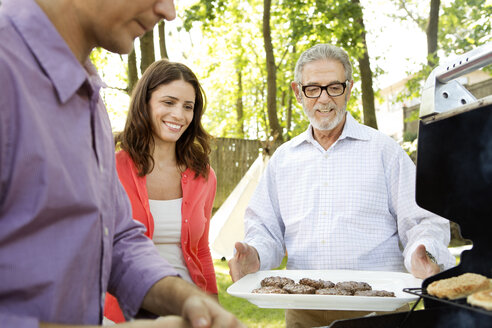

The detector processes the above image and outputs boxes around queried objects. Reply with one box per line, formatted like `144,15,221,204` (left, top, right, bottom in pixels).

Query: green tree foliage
90,48,128,90
184,0,270,139
183,0,374,140
90,48,130,132
439,0,492,55
88,0,491,138
396,0,492,102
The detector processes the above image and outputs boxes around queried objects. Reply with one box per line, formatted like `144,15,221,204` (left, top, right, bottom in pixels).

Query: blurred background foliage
90,0,491,146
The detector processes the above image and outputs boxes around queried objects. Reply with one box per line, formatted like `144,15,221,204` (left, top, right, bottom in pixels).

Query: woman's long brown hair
115,59,211,179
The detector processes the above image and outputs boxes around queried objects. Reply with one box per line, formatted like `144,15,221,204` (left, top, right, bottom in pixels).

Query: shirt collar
4,0,90,104
291,111,371,148
340,112,371,141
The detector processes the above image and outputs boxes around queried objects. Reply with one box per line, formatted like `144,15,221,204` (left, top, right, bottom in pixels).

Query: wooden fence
210,138,263,212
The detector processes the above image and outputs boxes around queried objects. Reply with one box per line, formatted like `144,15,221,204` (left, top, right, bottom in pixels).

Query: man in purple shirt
0,0,244,327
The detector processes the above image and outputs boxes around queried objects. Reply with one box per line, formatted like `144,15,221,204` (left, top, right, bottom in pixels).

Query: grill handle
420,41,492,118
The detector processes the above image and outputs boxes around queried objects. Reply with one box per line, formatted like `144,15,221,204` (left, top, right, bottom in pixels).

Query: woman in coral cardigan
104,59,218,323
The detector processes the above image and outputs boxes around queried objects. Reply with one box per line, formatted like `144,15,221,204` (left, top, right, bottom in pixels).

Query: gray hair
294,44,353,83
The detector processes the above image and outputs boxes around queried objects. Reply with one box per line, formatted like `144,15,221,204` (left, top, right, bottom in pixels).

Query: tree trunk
286,45,296,140
287,93,292,139
140,29,155,75
158,21,169,59
353,0,378,129
263,0,283,143
127,48,138,96
236,70,244,137
358,52,378,129
426,0,440,66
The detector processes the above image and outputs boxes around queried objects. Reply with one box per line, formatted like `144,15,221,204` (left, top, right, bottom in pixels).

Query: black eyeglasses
299,81,349,98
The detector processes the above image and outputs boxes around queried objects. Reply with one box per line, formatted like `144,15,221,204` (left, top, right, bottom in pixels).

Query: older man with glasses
228,44,455,327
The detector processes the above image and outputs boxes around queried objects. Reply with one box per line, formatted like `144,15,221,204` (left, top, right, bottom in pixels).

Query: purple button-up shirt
0,0,177,326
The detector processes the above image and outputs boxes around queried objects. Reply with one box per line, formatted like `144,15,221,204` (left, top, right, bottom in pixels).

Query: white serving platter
227,269,422,311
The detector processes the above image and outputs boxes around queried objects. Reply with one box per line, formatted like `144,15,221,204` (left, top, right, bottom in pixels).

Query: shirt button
183,174,187,178
104,226,109,236
184,219,188,223
188,256,191,261
99,163,104,173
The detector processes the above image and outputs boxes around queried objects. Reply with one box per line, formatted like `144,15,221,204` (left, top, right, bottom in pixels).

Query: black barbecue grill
329,42,492,327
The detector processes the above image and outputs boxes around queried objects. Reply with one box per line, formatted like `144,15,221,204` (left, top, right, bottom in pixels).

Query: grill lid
415,44,492,317
416,97,492,250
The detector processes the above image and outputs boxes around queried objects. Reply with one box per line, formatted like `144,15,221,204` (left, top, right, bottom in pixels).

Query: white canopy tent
209,153,269,259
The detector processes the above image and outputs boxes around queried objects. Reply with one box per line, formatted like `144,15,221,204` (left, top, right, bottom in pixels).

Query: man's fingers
155,315,192,327
209,311,246,328
229,242,260,282
228,258,241,282
229,242,247,282
415,244,427,260
130,317,192,328
411,245,429,267
182,296,246,328
410,244,440,279
235,242,258,263
182,296,212,328
234,241,247,255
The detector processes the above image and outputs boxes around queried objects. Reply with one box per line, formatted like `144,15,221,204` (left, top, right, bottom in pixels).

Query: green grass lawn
214,258,286,328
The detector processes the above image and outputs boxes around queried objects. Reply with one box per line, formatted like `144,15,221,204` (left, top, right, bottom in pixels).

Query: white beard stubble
303,99,347,131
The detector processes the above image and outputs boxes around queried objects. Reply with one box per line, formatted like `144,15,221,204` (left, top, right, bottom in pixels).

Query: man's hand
228,242,260,282
126,302,244,328
141,276,245,328
181,295,245,328
410,244,440,279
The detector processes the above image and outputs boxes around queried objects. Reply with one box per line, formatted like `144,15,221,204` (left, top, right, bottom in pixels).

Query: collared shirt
0,0,177,326
244,113,456,273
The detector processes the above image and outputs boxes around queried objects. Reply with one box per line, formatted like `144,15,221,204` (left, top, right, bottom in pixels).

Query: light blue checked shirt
244,112,456,274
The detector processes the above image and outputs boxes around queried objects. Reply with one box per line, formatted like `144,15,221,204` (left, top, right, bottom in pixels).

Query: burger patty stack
252,276,395,297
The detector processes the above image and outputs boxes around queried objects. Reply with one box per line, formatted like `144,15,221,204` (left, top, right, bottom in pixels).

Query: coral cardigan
104,150,218,322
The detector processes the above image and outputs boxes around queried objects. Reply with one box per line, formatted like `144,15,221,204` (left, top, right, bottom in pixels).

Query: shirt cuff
404,242,419,273
248,242,276,271
117,264,179,319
